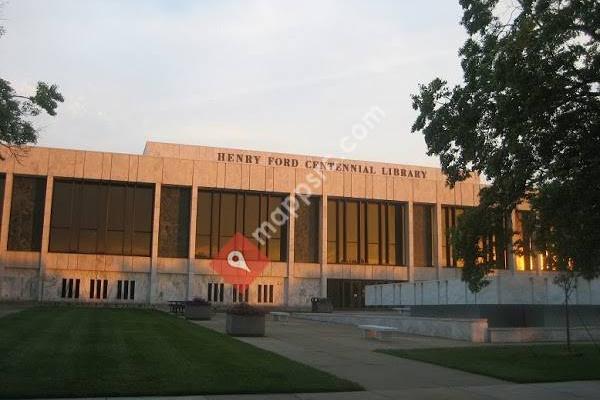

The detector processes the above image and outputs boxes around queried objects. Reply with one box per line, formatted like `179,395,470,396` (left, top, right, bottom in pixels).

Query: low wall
489,326,600,343
409,304,600,328
366,273,600,307
293,312,488,342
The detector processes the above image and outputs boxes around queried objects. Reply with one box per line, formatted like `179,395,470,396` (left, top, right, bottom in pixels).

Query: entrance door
351,280,364,308
327,279,394,309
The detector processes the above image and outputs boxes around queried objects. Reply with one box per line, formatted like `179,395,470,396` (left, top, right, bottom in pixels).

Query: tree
411,0,599,344
553,269,577,351
0,24,64,159
450,204,509,293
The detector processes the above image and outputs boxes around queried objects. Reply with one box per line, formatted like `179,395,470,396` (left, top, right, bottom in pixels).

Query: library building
0,141,544,309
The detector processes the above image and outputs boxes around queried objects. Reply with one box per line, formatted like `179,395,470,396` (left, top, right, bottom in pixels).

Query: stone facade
294,312,489,342
366,273,600,306
0,141,498,309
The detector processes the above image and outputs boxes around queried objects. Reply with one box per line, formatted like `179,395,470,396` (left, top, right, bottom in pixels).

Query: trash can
311,297,333,313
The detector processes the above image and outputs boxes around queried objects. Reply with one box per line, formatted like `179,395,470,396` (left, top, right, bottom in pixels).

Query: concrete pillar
406,201,415,282
434,202,443,280
0,173,13,299
187,186,197,301
285,193,296,306
150,183,161,303
320,194,327,297
38,176,54,301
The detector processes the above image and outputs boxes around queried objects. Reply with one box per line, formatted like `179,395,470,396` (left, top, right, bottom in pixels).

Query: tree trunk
565,289,571,352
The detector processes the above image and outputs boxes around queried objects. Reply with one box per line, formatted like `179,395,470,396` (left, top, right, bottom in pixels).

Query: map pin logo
227,250,251,272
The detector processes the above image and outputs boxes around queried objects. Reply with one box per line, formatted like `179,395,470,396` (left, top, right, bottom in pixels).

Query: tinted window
48,179,154,256
195,189,288,261
195,190,212,258
0,174,5,231
367,203,379,264
442,206,462,267
326,198,404,266
326,199,337,263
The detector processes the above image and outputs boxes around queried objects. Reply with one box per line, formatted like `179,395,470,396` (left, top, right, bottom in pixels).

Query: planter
184,303,212,320
226,313,265,337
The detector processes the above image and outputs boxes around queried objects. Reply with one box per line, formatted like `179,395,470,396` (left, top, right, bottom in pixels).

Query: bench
392,306,411,316
358,324,400,341
270,311,290,322
168,301,186,315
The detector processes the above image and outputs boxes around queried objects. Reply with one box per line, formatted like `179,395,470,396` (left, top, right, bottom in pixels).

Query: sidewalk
17,310,599,399
189,314,600,399
41,380,600,399
195,314,500,391
0,301,33,318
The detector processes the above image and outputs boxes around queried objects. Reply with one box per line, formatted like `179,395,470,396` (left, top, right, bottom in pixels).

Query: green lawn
0,307,361,398
378,344,600,383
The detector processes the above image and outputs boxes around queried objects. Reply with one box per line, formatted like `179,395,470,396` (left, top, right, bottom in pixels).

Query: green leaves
450,204,507,293
0,78,64,152
412,0,600,291
30,82,64,116
0,19,64,153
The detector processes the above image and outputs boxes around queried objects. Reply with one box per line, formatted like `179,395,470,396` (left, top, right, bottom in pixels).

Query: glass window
106,184,125,254
267,195,282,261
359,202,366,263
413,204,433,267
48,179,154,256
327,199,337,263
49,180,74,253
442,206,465,267
515,210,537,271
442,207,450,266
326,198,404,266
243,194,260,255
379,204,387,264
345,201,358,263
78,182,102,253
387,204,397,265
195,191,212,258
131,185,154,256
367,203,379,264
497,217,508,270
158,186,191,258
195,189,288,261
210,192,221,257
487,213,508,270
259,194,269,256
337,201,344,262
0,174,5,232
219,193,236,249
8,176,47,251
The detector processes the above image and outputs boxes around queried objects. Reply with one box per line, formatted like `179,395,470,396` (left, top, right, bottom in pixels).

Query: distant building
0,142,553,308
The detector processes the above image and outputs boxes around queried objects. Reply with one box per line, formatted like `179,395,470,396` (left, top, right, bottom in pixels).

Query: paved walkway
54,381,600,399
0,302,33,318
67,381,600,399
10,308,599,399
195,314,499,391
189,314,600,399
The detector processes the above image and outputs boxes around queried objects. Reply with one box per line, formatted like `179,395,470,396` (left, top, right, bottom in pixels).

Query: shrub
187,297,211,306
226,302,265,316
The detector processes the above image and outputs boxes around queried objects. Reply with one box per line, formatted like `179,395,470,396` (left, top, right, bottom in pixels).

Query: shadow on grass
0,306,362,398
377,344,600,383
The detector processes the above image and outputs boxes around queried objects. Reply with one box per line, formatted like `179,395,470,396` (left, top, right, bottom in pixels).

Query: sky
0,0,467,167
